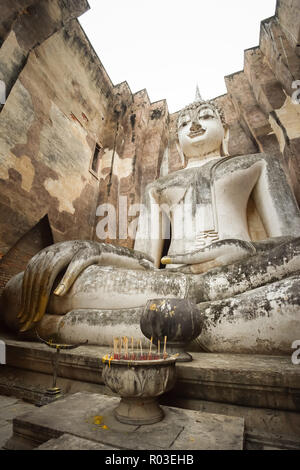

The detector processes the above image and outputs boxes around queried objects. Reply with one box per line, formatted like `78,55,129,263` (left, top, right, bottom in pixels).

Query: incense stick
114,337,119,359
149,337,153,359
110,335,171,361
163,336,167,358
139,339,143,359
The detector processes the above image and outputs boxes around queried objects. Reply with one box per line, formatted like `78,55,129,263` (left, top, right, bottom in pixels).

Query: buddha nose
190,120,203,132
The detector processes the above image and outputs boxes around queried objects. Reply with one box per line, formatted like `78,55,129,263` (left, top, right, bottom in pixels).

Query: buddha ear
221,126,230,157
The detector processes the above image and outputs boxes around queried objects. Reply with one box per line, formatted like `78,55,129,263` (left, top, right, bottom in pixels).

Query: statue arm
251,154,300,238
134,184,164,268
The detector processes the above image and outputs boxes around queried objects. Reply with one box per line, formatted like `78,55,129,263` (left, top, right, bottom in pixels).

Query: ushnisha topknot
177,99,226,127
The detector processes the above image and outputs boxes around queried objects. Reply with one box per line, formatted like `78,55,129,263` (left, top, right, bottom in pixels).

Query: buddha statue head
177,98,229,162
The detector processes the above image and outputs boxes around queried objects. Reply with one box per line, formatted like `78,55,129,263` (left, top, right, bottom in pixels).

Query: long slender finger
18,252,45,324
17,251,42,319
54,246,102,296
17,267,30,320
26,251,53,326
161,248,213,265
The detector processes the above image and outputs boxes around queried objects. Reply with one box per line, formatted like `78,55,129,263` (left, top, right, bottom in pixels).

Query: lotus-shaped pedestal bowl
102,356,177,425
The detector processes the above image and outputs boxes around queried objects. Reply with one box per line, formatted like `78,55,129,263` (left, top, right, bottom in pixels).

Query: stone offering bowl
141,298,203,362
102,356,177,425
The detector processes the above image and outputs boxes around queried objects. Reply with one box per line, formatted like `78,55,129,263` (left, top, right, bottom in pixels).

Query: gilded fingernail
33,314,40,323
19,322,30,332
161,257,171,264
54,284,65,295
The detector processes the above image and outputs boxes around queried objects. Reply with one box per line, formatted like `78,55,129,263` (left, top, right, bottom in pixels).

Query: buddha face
178,103,225,159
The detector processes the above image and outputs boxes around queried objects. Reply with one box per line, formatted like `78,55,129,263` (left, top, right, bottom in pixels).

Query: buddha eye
198,108,215,120
179,116,190,127
199,112,214,120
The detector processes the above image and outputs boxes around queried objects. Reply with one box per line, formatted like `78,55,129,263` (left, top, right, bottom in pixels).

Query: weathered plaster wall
276,0,300,54
0,0,89,100
0,215,53,295
95,84,169,249
0,12,116,259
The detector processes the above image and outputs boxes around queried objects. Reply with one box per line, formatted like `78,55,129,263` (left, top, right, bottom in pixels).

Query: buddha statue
1,96,300,354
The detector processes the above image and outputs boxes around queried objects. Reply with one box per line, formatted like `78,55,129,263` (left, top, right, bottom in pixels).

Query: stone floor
4,392,245,450
0,395,36,449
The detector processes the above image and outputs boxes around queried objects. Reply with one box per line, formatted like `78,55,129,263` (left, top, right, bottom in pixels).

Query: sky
79,0,277,113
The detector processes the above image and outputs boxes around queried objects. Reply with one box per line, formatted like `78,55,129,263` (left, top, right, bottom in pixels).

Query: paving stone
8,392,244,450
0,423,12,449
170,409,244,450
0,401,36,421
0,396,19,409
164,396,300,450
36,434,118,450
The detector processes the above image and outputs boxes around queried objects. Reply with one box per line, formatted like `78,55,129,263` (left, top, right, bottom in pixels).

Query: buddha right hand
18,240,154,332
161,239,256,273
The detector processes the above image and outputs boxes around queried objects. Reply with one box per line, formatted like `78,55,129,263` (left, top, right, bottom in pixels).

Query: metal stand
35,330,87,406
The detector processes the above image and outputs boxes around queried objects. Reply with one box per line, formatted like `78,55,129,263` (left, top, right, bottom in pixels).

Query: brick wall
0,215,53,293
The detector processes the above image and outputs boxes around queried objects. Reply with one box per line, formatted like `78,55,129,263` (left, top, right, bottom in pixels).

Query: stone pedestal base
166,342,193,362
115,397,164,425
37,387,63,407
